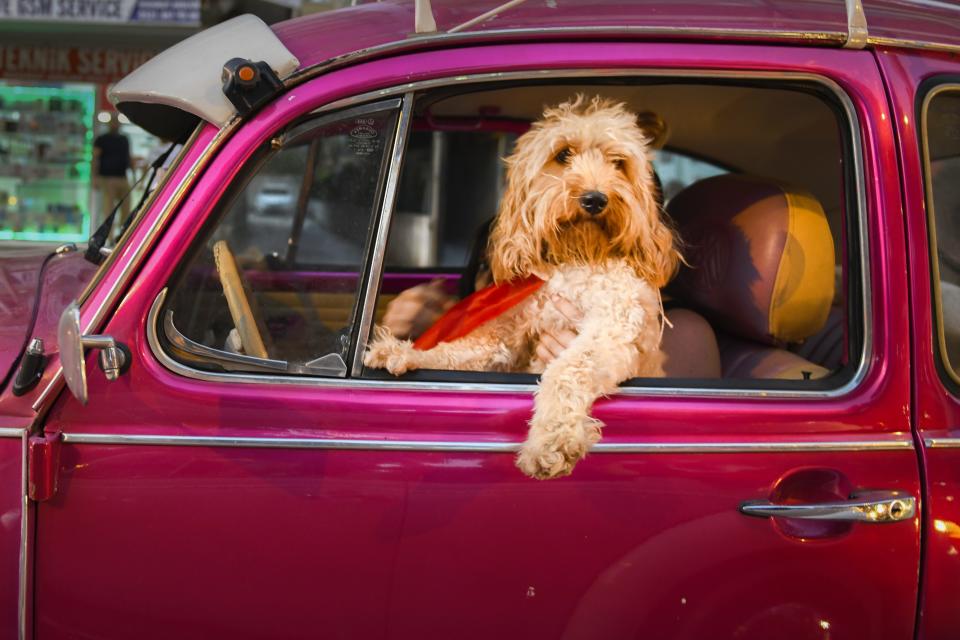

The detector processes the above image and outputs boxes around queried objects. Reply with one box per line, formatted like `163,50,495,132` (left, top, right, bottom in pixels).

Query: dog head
488,95,680,288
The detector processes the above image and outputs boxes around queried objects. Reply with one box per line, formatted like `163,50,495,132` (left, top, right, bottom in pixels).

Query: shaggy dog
365,95,680,479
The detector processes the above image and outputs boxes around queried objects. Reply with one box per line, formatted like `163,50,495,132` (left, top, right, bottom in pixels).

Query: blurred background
0,0,354,244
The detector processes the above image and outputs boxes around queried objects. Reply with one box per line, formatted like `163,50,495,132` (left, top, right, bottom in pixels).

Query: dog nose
579,191,608,215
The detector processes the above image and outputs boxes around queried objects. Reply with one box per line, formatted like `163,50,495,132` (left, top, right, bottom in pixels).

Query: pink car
1,1,959,637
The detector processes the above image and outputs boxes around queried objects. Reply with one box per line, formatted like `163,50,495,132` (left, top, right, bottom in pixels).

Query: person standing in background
93,118,131,238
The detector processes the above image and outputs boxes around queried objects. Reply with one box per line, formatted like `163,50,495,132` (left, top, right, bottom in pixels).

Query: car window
366,82,856,388
923,86,960,381
655,149,728,202
387,134,719,269
159,100,400,376
389,128,516,269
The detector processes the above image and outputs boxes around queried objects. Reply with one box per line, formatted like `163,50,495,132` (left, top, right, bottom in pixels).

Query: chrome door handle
739,491,916,523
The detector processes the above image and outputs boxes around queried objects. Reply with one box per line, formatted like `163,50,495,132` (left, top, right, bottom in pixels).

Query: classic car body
1,1,959,638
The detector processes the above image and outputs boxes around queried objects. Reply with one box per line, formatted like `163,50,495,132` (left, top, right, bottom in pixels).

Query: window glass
367,83,853,388
655,149,727,202
925,88,960,377
161,101,399,375
389,128,516,268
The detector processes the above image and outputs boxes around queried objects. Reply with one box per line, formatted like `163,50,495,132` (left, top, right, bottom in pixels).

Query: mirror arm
80,335,131,381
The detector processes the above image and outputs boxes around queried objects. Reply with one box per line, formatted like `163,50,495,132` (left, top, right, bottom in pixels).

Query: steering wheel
213,240,270,359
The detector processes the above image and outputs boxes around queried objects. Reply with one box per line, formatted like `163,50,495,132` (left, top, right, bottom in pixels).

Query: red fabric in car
413,275,544,350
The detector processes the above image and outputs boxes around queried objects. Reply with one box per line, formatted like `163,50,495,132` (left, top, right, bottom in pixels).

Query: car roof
110,0,959,139
274,0,960,77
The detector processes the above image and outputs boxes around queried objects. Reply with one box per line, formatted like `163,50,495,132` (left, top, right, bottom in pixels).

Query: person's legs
100,177,130,238
660,308,722,378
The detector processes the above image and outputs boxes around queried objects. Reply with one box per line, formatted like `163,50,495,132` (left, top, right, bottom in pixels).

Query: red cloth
413,275,544,350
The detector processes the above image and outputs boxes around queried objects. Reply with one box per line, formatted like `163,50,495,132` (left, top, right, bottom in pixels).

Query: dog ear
621,158,681,289
488,158,538,283
636,111,669,150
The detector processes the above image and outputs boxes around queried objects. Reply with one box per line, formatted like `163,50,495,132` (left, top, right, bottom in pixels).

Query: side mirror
57,302,131,405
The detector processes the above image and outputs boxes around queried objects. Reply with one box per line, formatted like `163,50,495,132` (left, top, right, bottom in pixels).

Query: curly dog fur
365,95,681,479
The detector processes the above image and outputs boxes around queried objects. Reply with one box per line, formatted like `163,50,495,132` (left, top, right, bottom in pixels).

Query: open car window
366,80,858,389
158,99,401,376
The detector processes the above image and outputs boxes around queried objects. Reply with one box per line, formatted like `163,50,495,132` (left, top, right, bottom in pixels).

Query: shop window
0,82,95,242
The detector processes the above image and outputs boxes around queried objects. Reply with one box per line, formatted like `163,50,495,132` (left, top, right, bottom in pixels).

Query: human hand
381,278,456,340
534,296,583,364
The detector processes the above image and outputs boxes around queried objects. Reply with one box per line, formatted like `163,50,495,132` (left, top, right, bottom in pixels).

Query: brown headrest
667,174,835,346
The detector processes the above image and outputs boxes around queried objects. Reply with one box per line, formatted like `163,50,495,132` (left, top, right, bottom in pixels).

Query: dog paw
515,417,601,479
363,329,417,376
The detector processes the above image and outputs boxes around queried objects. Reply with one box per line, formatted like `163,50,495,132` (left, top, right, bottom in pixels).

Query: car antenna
84,142,178,266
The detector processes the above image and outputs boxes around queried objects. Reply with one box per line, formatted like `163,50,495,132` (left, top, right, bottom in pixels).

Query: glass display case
0,82,95,243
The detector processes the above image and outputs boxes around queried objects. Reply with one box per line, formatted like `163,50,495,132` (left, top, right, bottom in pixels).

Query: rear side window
923,86,960,382
158,100,401,377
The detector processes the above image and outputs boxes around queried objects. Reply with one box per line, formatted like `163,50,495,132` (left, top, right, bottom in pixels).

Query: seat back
666,174,836,379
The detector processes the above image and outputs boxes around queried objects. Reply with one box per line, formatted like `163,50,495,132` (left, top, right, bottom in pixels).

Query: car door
880,50,960,640
31,44,920,639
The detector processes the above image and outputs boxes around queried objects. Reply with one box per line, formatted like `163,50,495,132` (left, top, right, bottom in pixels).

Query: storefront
0,4,199,243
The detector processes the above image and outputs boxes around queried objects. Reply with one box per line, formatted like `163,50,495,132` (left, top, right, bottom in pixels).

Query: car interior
160,78,860,389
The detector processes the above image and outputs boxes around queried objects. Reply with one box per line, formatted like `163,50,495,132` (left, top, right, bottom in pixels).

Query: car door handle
739,491,916,523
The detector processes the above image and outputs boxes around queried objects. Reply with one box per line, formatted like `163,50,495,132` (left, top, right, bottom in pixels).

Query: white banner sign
0,0,199,24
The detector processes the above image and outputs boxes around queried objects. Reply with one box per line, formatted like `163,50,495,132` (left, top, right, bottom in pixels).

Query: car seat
666,174,837,380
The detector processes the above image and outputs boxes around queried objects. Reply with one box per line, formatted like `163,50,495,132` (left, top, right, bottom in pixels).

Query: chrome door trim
148,68,872,401
351,92,414,376
924,437,960,449
32,121,237,413
60,432,913,453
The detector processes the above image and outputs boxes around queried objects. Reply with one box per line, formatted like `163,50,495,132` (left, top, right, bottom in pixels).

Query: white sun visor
110,14,300,140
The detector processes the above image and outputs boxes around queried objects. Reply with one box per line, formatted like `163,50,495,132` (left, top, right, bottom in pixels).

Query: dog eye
555,148,571,165
613,158,626,171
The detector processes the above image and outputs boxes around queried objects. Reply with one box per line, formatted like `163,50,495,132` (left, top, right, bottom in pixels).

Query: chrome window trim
919,83,960,389
866,36,960,55
163,307,289,373
0,428,27,438
351,92,414,376
148,68,871,400
925,437,960,449
32,120,238,413
61,432,912,453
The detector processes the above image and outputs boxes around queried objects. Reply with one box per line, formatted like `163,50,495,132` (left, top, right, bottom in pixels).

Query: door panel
877,51,960,640
33,43,918,639
35,438,918,639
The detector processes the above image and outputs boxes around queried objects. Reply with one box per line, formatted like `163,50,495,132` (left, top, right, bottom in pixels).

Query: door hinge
28,430,62,502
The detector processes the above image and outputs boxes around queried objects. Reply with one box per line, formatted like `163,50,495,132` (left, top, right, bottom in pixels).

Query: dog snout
579,191,608,216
